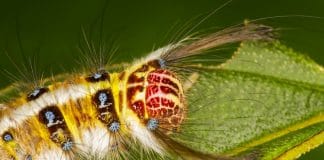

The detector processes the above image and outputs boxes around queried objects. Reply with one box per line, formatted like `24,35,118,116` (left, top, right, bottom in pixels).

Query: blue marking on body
99,92,108,106
45,111,55,123
147,118,159,131
158,58,167,68
30,89,40,97
93,73,102,79
3,133,13,142
62,140,73,151
109,121,120,132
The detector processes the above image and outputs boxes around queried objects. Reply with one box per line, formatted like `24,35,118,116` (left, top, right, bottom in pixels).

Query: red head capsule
127,63,186,132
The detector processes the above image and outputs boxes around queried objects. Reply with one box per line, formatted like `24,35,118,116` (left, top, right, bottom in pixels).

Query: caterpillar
0,8,276,159
2,0,324,159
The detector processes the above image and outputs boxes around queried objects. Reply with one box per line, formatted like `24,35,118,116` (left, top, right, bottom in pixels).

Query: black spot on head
27,87,49,101
86,70,110,82
2,131,13,142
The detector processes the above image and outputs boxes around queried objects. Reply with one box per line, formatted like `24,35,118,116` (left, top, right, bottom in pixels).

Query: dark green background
0,0,323,159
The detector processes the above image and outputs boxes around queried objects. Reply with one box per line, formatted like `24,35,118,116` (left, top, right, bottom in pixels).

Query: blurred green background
0,0,323,159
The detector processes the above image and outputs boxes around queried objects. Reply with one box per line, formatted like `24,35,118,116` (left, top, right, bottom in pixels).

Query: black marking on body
86,71,110,82
93,89,121,132
135,64,149,72
39,106,65,131
127,64,153,84
126,67,148,118
93,89,116,124
27,87,49,101
2,131,13,142
38,106,73,151
127,74,145,84
148,60,162,69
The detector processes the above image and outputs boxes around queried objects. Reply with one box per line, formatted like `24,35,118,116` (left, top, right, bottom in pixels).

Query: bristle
162,23,274,63
77,28,118,74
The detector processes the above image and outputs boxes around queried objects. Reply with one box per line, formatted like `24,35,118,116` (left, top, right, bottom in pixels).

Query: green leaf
176,41,324,160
